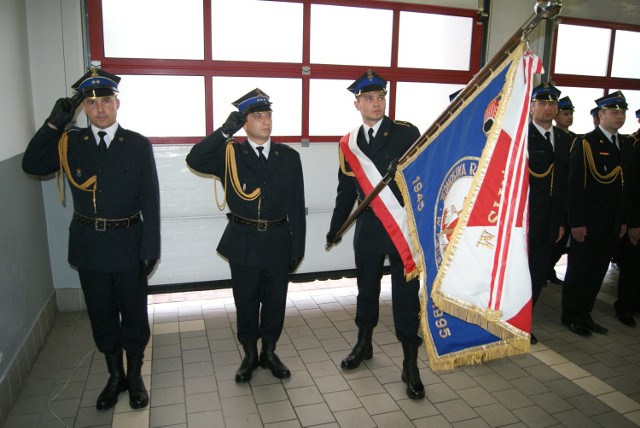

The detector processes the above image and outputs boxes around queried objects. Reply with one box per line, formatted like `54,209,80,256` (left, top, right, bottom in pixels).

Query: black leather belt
226,213,287,232
73,211,141,232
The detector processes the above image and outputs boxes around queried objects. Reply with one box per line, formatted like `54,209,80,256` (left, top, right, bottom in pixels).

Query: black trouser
229,261,288,345
562,233,617,324
78,268,150,355
548,223,570,275
529,237,555,307
615,234,640,316
354,245,422,346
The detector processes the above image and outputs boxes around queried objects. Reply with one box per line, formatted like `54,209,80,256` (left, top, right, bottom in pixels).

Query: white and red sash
339,129,421,279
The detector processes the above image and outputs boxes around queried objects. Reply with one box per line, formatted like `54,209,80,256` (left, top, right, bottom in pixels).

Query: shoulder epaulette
67,126,83,133
393,120,413,127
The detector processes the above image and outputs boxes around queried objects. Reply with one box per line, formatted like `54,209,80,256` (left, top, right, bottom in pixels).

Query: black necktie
257,146,267,166
612,135,618,149
368,128,375,144
97,131,107,157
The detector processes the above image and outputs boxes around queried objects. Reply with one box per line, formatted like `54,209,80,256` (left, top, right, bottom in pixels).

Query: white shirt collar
92,123,119,147
248,139,271,158
532,121,554,148
364,119,383,142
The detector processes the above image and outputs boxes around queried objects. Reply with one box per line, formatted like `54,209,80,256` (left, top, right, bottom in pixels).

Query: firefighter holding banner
326,70,424,400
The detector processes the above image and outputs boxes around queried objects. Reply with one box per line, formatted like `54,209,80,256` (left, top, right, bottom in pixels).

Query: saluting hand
221,111,246,136
46,92,84,129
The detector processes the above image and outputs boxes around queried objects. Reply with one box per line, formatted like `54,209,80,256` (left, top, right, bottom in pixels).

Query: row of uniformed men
527,83,640,346
22,67,428,413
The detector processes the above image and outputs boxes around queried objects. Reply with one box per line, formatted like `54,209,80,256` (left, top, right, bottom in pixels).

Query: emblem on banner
434,157,479,266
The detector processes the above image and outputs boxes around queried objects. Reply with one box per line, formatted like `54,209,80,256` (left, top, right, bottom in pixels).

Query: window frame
86,0,484,144
550,17,640,96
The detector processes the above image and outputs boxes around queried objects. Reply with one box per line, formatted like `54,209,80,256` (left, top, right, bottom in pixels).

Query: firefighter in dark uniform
22,68,160,410
527,84,570,344
614,108,640,327
186,89,306,382
546,95,576,286
326,71,424,400
562,91,630,336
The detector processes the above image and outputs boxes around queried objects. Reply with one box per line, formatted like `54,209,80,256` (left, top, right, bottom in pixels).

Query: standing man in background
186,89,306,383
614,108,640,327
562,91,629,337
326,70,424,400
22,68,160,410
527,84,570,344
547,95,576,286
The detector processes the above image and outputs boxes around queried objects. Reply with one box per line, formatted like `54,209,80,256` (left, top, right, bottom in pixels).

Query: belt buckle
257,220,268,232
95,218,107,232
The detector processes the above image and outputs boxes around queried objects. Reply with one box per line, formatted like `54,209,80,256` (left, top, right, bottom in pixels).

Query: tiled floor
4,260,640,428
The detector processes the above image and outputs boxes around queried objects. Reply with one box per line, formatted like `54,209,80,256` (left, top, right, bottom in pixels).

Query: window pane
611,30,640,79
398,13,472,70
212,77,301,136
212,0,303,62
117,75,206,137
102,0,203,60
396,82,464,134
554,25,610,77
311,5,392,67
309,79,365,136
554,86,603,134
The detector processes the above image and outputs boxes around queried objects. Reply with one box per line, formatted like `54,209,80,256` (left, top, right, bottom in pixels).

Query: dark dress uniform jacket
329,116,420,253
528,123,570,243
568,127,628,236
186,129,306,268
22,124,161,272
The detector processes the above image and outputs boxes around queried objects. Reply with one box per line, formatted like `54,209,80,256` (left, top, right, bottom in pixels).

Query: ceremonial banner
396,43,541,370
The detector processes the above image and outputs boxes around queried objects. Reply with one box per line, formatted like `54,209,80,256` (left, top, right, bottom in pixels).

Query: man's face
354,90,386,127
555,110,573,129
243,110,272,144
83,95,119,129
599,109,626,133
530,99,558,127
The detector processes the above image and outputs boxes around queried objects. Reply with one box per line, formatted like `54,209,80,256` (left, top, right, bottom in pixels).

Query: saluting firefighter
326,70,424,400
562,91,631,337
186,89,306,382
527,84,571,344
22,68,160,410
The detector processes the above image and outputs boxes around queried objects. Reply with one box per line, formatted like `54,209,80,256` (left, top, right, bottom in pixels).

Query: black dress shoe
259,350,291,379
585,321,608,334
564,322,592,337
530,333,538,344
618,314,637,327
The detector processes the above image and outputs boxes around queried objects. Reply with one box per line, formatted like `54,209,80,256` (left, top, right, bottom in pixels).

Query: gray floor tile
6,273,640,428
